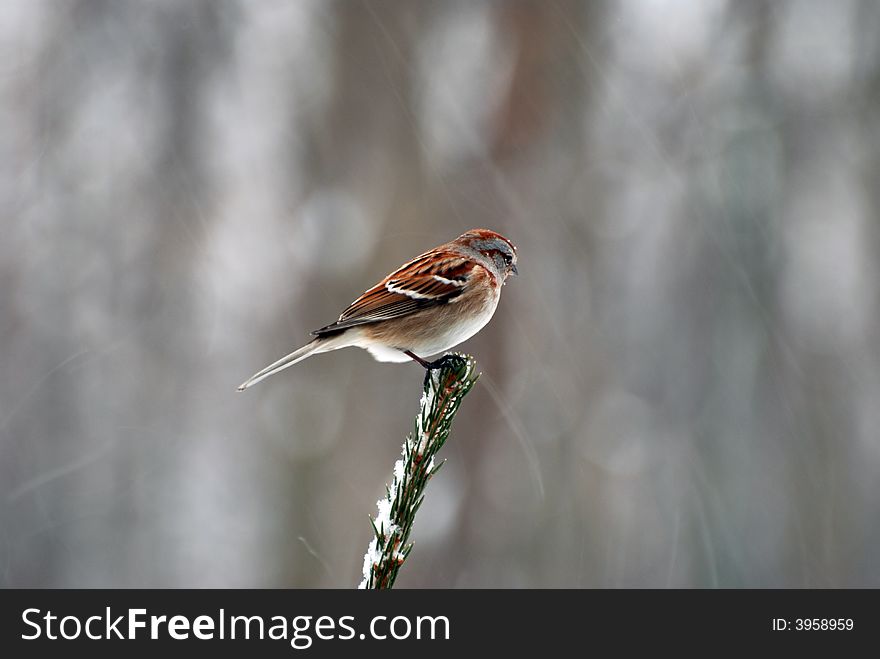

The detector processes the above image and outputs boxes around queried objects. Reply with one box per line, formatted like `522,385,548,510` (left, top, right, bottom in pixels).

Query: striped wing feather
311,250,473,336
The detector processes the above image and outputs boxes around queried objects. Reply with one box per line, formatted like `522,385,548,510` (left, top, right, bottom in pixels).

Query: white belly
360,294,500,362
419,298,498,354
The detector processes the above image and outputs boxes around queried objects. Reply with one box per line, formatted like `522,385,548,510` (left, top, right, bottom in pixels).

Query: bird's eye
502,253,512,265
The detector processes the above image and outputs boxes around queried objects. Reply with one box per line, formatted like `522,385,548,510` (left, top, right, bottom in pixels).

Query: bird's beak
510,264,518,276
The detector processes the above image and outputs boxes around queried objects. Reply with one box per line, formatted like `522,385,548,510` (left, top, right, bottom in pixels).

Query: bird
237,228,518,391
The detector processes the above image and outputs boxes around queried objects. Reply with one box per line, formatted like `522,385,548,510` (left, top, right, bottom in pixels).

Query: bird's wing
311,249,474,335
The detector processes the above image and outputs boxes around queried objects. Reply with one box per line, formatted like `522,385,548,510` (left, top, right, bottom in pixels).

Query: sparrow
237,228,518,391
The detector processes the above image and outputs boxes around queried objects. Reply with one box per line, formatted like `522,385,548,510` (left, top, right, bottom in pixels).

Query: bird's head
455,229,518,282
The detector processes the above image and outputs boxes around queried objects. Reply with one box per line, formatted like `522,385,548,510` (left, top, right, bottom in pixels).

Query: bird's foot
424,354,466,371
404,350,466,387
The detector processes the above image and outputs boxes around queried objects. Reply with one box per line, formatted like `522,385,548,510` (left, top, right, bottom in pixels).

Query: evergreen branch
358,354,479,589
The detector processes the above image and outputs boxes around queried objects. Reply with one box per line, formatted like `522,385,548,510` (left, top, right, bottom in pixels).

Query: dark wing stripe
311,250,474,336
436,261,472,281
387,275,465,300
311,298,432,335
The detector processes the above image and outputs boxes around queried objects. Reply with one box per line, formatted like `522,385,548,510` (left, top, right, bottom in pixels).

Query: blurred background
2,0,879,588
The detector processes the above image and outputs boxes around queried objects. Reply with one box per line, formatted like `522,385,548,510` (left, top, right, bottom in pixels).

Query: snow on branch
358,354,479,589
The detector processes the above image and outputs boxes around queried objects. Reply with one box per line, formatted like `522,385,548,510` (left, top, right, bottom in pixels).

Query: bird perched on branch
237,228,518,391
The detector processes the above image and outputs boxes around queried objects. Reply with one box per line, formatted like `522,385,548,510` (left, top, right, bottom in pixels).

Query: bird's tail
237,337,337,391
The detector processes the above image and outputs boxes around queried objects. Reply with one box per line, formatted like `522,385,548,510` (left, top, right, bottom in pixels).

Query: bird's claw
422,354,466,388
